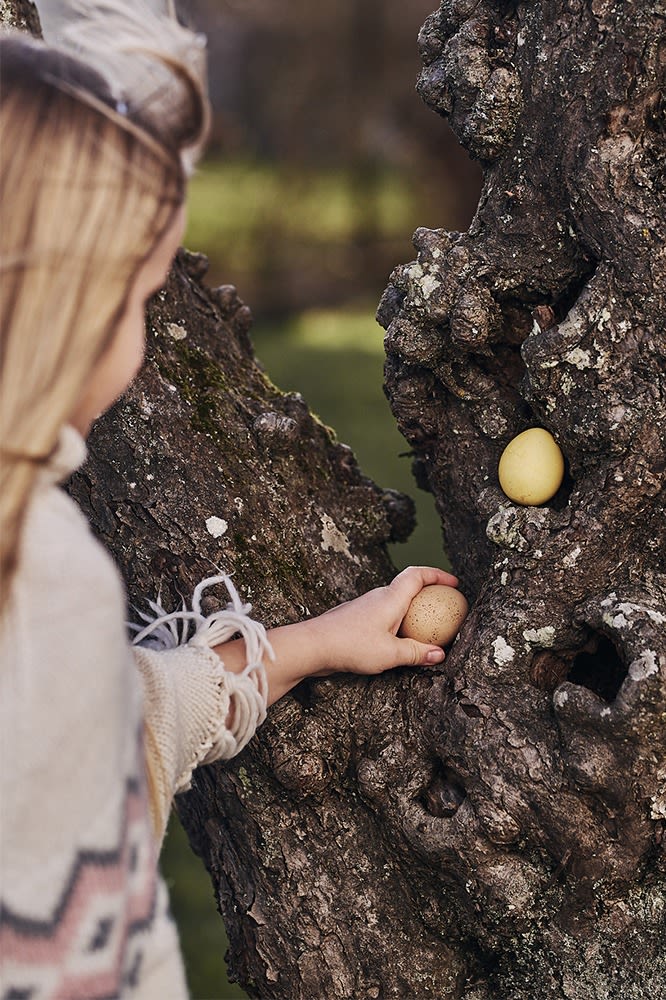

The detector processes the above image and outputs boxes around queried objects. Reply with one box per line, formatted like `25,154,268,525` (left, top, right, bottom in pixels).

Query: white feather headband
33,0,209,172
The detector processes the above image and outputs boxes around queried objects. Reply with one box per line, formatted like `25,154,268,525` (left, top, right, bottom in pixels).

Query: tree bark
6,1,665,998
378,0,666,995
0,0,40,34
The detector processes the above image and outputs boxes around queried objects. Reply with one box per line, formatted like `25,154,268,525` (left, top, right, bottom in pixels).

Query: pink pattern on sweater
0,777,158,1000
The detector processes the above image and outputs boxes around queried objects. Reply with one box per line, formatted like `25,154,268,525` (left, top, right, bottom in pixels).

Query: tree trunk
0,0,40,34
7,1,665,998
378,0,666,996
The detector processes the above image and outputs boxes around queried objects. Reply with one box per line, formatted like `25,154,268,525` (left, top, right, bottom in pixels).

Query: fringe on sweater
130,574,273,837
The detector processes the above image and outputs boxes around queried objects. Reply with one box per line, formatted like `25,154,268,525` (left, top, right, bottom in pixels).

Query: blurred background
163,1,482,997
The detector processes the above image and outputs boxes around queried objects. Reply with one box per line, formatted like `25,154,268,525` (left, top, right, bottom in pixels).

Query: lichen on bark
378,0,666,994
5,0,665,996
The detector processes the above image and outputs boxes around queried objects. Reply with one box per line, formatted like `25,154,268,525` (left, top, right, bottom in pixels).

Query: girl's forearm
212,567,459,721
213,619,325,707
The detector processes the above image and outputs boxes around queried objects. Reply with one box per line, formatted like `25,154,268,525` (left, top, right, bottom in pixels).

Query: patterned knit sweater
0,428,269,999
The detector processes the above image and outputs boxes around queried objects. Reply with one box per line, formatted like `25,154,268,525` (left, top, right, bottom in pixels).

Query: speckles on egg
399,585,469,647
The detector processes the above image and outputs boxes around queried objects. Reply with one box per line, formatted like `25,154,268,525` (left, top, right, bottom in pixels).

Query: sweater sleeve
130,576,271,842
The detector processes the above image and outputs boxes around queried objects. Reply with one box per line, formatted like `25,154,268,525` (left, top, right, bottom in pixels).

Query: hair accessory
33,1,208,170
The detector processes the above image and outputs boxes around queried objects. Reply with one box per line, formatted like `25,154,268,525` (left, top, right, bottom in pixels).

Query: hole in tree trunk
530,650,571,691
422,765,467,818
551,255,600,323
459,701,484,718
567,633,627,703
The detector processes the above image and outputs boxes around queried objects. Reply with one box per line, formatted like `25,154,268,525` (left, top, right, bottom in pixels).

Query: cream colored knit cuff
131,574,273,781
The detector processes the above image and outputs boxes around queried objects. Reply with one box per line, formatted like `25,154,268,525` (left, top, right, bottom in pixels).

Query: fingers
389,565,459,606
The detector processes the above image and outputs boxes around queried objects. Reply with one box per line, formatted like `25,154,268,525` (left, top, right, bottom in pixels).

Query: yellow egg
399,585,469,647
498,427,564,505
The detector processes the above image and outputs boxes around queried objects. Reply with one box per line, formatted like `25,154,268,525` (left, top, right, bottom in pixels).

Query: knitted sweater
0,427,269,999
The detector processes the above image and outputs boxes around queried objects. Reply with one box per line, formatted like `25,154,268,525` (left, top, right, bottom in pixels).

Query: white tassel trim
130,575,273,771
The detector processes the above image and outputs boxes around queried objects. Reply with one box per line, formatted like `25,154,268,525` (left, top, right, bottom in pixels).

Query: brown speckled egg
399,585,469,647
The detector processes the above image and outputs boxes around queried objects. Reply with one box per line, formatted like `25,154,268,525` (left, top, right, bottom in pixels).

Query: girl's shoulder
17,423,125,616
21,473,125,616
4,430,131,687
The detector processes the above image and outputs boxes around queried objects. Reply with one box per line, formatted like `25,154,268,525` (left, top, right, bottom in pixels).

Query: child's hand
216,566,460,705
306,565,460,676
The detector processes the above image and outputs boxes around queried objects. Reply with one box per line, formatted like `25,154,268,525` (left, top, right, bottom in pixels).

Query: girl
0,4,457,997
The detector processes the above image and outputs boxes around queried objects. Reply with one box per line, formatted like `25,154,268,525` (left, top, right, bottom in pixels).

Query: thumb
397,636,446,667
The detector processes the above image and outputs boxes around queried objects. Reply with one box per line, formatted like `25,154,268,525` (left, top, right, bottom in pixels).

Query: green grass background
185,160,425,283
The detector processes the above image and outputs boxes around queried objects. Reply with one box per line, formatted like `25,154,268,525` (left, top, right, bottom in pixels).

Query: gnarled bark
0,0,39,33
378,0,666,995
6,1,665,997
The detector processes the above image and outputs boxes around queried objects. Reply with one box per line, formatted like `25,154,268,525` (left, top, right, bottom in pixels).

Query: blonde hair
0,35,208,608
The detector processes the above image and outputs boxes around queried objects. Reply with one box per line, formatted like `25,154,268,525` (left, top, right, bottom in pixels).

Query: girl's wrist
265,618,331,696
213,616,329,707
